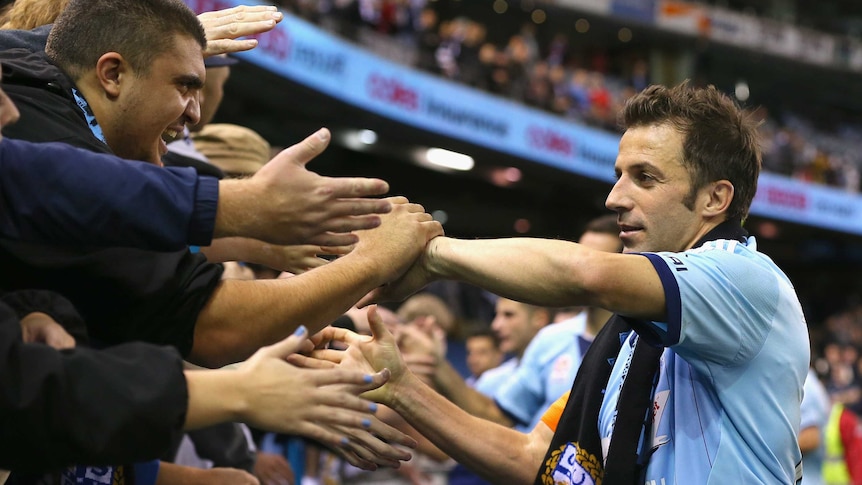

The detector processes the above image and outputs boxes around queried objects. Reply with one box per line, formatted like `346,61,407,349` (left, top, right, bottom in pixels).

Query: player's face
605,123,705,253
578,231,621,254
466,336,502,378
491,298,542,356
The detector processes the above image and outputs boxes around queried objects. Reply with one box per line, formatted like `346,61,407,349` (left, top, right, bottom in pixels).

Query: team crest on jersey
550,355,573,381
538,441,602,485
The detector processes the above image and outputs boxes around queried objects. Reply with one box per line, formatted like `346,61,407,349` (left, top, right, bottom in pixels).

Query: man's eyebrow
174,74,204,89
629,161,664,174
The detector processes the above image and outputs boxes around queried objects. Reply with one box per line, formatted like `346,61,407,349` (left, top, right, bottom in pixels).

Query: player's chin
619,231,648,252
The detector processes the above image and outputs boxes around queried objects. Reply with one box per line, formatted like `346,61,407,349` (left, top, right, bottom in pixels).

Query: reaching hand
394,322,445,384
219,128,393,247
0,82,19,134
234,326,395,451
157,462,259,485
267,243,355,275
200,237,354,275
220,261,256,280
319,413,416,470
19,312,76,350
198,5,284,57
399,318,447,362
195,467,260,485
254,451,295,485
297,306,411,407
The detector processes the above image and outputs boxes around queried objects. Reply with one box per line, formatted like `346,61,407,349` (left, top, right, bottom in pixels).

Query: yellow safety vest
824,403,852,485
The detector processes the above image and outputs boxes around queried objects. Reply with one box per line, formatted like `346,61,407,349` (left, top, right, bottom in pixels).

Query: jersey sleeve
800,371,830,430
494,333,549,427
636,243,780,366
474,364,510,397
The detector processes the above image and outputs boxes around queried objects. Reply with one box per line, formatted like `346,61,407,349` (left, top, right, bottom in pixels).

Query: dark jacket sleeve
0,242,224,356
0,302,189,472
0,138,218,250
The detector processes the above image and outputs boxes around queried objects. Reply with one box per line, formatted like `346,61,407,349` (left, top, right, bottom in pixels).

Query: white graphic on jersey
652,390,670,448
551,355,574,381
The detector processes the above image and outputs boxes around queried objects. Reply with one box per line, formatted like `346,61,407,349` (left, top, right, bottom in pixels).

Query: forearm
155,461,256,485
389,372,543,485
376,405,450,463
190,253,382,366
428,237,591,307
199,237,267,264
797,426,820,453
427,237,665,320
155,462,200,485
213,179,262,241
200,237,316,274
433,360,513,426
183,369,243,430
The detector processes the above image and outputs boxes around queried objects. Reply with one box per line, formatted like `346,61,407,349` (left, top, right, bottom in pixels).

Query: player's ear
701,180,733,218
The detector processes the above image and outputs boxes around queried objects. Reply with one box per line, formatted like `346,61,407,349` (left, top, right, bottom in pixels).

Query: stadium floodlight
358,129,378,145
425,148,475,171
735,80,750,102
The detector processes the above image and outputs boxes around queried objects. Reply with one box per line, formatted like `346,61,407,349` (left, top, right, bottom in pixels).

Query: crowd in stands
813,303,862,415
278,0,862,194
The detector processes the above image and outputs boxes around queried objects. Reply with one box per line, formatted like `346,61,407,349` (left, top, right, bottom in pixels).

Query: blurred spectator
628,58,650,92
800,368,831,485
435,18,464,79
463,327,503,387
523,61,552,111
414,7,440,73
545,32,568,67
458,20,486,88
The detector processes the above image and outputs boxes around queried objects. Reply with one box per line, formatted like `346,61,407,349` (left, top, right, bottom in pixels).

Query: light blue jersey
495,313,588,431
800,368,831,485
598,237,809,484
474,357,518,397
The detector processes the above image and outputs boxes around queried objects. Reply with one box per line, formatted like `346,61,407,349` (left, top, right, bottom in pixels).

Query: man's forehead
616,127,686,171
495,299,522,311
152,35,206,77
